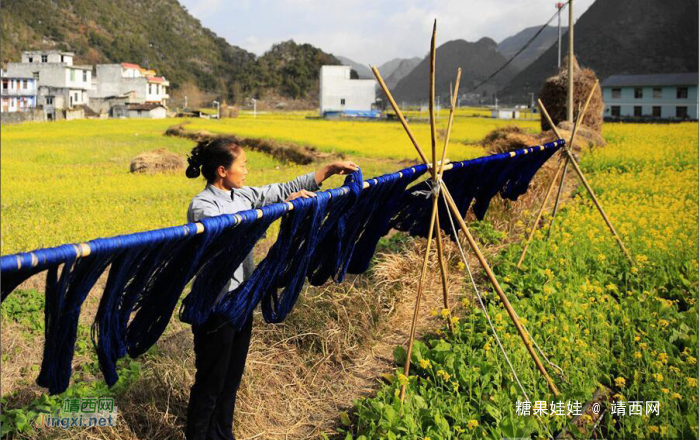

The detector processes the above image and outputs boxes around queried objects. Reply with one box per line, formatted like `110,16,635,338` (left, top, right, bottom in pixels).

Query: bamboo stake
538,98,634,263
516,155,567,268
440,181,561,396
517,81,597,267
438,68,462,178
371,66,430,165
400,195,439,402
546,158,569,241
429,19,438,181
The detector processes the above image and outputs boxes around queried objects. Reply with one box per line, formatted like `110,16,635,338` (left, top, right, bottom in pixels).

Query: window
156,84,160,94
653,87,662,99
22,80,27,89
611,106,621,117
634,88,643,99
33,72,39,81
652,106,661,117
83,70,88,82
611,88,621,99
61,55,64,63
41,55,48,62
677,87,688,99
70,69,75,81
340,98,346,105
75,92,79,102
676,106,688,118
634,106,642,117
149,84,152,94
2,79,7,90
46,97,54,105
28,57,33,63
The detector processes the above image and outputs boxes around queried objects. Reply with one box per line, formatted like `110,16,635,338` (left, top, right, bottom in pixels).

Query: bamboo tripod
371,21,561,403
516,81,634,268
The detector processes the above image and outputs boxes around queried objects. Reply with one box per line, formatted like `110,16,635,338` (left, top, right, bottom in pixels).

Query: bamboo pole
516,155,567,268
440,181,561,396
546,158,569,241
400,195,439,402
517,79,598,267
429,19,438,181
538,98,634,263
438,68,462,178
371,66,430,165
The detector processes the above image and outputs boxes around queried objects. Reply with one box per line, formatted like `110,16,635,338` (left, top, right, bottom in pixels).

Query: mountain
0,0,341,103
498,25,559,71
391,38,518,104
337,56,374,79
378,57,421,79
383,58,421,89
499,0,699,103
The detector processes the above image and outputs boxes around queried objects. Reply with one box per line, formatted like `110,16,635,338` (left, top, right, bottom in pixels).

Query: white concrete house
89,63,169,117
319,65,379,118
1,72,38,113
491,108,521,119
5,50,93,113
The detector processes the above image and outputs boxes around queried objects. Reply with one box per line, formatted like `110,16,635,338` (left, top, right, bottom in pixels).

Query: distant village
1,50,169,123
2,50,697,124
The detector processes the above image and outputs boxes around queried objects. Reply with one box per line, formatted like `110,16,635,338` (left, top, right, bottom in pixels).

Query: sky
179,0,596,66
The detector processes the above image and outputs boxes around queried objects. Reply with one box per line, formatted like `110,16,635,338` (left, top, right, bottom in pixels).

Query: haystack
538,55,604,132
482,126,540,154
130,148,186,173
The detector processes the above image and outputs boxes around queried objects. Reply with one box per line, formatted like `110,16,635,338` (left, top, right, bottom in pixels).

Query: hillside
499,0,699,103
0,0,340,104
337,56,374,79
391,38,518,104
379,57,421,79
498,25,559,71
384,58,421,89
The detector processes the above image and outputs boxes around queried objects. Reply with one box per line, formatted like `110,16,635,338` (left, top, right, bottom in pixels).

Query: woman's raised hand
315,161,360,184
285,189,317,202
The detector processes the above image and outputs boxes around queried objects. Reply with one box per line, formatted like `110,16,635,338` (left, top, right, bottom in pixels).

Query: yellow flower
440,308,450,319
634,335,641,342
544,268,554,279
451,316,459,325
649,426,659,434
437,369,451,381
661,388,669,394
467,419,479,430
484,342,491,352
687,377,698,388
634,352,642,359
614,377,626,388
430,309,438,317
654,373,664,382
605,283,617,291
419,359,431,370
671,393,682,400
658,352,668,364
397,373,409,386
457,261,466,271
658,319,669,328
639,343,648,349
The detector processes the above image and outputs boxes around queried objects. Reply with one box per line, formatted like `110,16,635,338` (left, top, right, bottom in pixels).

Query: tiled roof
602,73,698,88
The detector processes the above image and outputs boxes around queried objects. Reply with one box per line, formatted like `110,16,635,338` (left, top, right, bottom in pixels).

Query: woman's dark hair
186,137,242,183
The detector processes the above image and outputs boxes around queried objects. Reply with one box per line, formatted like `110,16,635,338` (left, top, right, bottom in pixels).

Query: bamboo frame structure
372,21,561,402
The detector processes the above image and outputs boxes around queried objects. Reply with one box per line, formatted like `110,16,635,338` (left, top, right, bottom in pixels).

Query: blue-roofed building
601,73,698,120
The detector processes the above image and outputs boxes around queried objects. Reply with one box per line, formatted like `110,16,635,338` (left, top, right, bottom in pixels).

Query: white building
319,65,379,118
1,72,38,113
5,50,93,112
89,63,169,117
491,108,521,119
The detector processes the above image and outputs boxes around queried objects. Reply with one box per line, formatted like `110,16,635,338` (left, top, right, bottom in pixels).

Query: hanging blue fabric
307,169,364,285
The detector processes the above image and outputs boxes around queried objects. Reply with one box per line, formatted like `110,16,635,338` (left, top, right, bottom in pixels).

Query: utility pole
556,2,563,68
529,92,535,119
213,100,220,119
184,94,188,110
252,98,257,118
567,0,574,122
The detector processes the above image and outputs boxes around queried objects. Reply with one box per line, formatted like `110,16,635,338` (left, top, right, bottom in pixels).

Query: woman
184,137,358,440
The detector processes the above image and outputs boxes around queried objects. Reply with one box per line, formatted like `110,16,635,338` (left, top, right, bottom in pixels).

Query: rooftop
601,73,698,88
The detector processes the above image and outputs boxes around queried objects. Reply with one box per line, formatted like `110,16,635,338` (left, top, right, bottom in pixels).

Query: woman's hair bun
186,144,203,179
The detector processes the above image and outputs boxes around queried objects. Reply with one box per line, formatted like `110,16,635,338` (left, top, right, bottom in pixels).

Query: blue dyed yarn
307,170,364,285
215,192,332,329
391,141,561,239
180,205,287,327
37,240,114,395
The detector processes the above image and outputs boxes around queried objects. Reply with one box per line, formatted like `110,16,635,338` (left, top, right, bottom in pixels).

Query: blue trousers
185,313,253,440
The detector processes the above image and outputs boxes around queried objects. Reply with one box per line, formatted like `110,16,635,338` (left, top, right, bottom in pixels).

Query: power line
465,0,569,94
